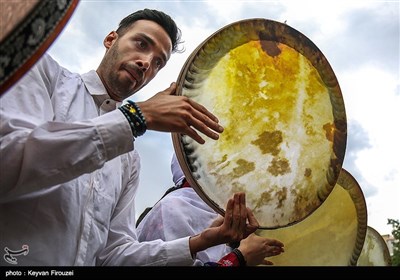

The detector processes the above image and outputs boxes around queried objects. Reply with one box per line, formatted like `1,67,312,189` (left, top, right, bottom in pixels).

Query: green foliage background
388,219,400,266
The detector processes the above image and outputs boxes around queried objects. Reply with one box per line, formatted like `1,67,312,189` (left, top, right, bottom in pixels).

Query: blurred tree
387,218,399,266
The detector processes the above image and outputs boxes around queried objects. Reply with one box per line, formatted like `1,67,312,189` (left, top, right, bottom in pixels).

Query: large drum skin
357,226,392,266
257,169,367,266
173,18,347,228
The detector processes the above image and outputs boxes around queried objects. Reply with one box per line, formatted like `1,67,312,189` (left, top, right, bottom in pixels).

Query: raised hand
189,192,260,254
219,192,259,243
136,82,224,144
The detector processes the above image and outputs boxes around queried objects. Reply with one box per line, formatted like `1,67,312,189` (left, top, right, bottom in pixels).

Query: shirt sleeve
0,54,134,202
96,159,195,266
136,188,231,265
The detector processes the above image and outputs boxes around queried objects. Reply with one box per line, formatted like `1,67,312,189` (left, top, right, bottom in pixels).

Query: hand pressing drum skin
238,233,285,266
189,192,261,252
207,195,285,266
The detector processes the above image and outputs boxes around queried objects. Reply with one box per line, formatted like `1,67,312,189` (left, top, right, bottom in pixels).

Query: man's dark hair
117,9,183,53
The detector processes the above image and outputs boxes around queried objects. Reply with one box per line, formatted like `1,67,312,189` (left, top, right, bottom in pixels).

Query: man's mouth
125,65,143,84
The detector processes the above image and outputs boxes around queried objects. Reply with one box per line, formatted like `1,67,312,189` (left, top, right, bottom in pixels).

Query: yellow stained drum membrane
173,19,347,228
257,169,367,265
357,226,392,266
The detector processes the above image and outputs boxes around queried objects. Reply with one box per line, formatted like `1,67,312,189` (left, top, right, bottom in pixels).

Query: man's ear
104,31,118,49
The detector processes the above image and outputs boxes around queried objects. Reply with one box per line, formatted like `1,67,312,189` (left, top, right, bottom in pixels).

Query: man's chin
117,83,138,99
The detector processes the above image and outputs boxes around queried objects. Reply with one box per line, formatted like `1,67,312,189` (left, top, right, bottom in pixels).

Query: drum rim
254,168,368,265
0,0,80,96
336,169,368,266
357,225,392,266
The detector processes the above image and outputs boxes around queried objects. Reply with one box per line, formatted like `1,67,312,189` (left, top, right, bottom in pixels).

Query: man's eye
155,59,162,69
138,40,147,49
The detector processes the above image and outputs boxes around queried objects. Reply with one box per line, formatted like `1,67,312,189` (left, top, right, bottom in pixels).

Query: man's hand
137,82,224,144
238,233,285,266
189,192,259,254
218,192,259,242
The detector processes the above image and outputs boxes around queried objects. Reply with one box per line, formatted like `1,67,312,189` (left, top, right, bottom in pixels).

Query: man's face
98,19,172,101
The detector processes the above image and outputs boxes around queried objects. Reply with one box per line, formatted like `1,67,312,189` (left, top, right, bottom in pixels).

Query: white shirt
137,155,231,266
0,54,193,266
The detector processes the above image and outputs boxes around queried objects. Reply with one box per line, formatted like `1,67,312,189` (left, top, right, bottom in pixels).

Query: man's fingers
209,215,224,228
239,192,246,233
268,239,285,248
188,98,220,124
184,127,205,144
224,198,234,227
187,99,224,134
165,82,177,95
246,207,259,228
230,193,241,230
262,259,274,266
187,113,223,141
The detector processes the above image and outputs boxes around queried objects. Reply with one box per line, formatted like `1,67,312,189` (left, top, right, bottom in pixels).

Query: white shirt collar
81,70,120,111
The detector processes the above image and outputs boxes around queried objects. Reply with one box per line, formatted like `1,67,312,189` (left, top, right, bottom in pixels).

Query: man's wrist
232,248,247,266
228,241,240,248
118,100,147,137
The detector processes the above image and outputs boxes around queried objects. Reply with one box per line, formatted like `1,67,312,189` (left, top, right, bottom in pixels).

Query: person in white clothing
0,9,260,266
137,154,285,266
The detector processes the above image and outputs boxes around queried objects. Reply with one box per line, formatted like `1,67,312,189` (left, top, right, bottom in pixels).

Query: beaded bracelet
118,100,147,137
232,248,247,266
118,107,138,137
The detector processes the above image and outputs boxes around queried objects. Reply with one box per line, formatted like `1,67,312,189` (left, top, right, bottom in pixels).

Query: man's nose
137,55,151,72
